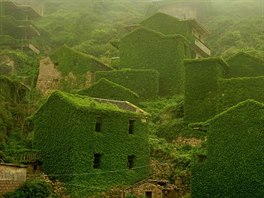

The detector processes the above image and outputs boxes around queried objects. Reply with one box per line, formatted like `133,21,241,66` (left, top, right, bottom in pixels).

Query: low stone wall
0,163,27,197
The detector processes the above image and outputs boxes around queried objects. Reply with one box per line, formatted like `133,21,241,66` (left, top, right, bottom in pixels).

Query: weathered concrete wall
0,163,27,196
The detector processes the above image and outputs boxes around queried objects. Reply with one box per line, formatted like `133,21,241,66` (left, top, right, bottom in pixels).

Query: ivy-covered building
226,52,264,78
37,45,113,93
191,99,264,197
120,27,190,96
0,75,30,142
0,0,41,53
33,91,150,194
77,78,139,104
141,12,211,58
95,69,159,100
119,12,211,96
184,53,264,122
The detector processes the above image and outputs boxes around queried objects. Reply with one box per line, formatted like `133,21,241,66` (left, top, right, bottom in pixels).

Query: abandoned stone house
119,12,211,96
184,53,264,122
140,12,211,58
0,163,27,197
126,179,181,198
0,0,41,53
36,45,113,93
191,100,264,197
32,91,150,189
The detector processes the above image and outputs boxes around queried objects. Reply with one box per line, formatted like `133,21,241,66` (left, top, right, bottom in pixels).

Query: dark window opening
33,164,38,171
95,116,102,132
128,155,135,169
128,119,135,134
93,153,102,169
197,154,207,163
145,191,152,198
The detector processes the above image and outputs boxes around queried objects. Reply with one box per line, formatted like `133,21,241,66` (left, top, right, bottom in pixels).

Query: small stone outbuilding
126,180,180,198
0,163,27,197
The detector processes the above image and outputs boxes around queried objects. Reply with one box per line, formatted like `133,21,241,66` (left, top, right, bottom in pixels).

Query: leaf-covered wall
192,100,264,197
33,91,149,195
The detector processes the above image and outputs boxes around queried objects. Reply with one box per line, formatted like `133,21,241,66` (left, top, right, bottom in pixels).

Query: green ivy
95,69,159,99
119,27,190,96
226,52,264,77
33,91,150,196
3,179,54,198
183,57,228,122
191,100,264,197
217,76,264,113
141,12,195,42
49,45,113,91
77,78,139,104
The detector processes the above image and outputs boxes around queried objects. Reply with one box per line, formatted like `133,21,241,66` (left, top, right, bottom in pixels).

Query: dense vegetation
0,0,263,197
192,100,264,197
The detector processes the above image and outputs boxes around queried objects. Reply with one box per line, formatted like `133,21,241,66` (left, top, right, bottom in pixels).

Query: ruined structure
33,91,150,195
0,0,41,53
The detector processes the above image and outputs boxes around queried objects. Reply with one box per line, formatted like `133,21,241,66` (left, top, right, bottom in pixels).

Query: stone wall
0,163,27,197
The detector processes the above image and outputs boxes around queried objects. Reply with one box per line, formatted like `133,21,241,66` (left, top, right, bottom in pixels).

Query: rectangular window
127,155,135,169
128,119,135,134
145,191,152,198
95,116,102,132
93,153,102,169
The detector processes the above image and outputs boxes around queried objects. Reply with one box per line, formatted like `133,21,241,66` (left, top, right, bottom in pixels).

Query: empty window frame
95,116,102,132
127,155,135,169
128,119,135,134
93,153,102,169
145,191,152,198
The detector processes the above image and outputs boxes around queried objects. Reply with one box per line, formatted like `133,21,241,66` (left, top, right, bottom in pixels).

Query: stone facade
126,180,180,198
0,163,27,197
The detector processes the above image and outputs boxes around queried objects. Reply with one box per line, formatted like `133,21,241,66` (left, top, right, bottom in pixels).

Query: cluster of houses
1,0,264,197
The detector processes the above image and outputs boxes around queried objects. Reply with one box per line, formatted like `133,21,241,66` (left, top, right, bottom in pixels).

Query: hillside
0,0,263,197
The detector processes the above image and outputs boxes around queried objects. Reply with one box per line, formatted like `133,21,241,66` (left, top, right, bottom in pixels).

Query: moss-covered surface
217,76,264,112
77,78,139,104
50,45,112,76
184,55,264,122
0,75,30,143
0,50,39,87
183,57,227,122
141,12,194,41
226,52,264,77
33,91,149,196
120,27,191,96
191,100,264,197
95,69,159,99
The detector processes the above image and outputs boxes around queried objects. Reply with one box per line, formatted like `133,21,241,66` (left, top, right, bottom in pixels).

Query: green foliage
3,179,53,198
50,45,112,76
217,76,264,113
0,50,39,87
204,0,264,56
192,100,264,197
49,45,113,91
141,12,194,41
157,120,206,142
226,52,264,77
120,27,190,96
0,35,16,47
183,57,227,122
77,78,139,104
139,95,183,122
95,69,159,99
33,91,149,196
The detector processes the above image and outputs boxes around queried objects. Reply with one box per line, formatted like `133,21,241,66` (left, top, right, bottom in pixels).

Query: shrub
3,179,53,198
